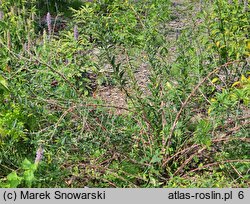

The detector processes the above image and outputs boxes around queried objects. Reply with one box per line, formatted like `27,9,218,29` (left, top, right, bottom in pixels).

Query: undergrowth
0,0,249,187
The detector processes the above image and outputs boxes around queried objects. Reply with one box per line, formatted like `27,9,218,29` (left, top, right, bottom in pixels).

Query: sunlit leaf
211,77,219,83
0,75,9,91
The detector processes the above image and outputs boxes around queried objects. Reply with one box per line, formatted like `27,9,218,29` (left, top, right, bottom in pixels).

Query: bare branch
165,60,240,153
182,159,250,178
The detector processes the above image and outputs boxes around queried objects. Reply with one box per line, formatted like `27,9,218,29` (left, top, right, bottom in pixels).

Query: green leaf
211,77,219,84
23,170,35,187
22,158,33,170
0,75,9,92
151,154,162,163
7,171,22,188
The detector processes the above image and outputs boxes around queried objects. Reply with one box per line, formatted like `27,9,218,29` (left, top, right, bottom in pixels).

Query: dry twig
165,60,240,153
